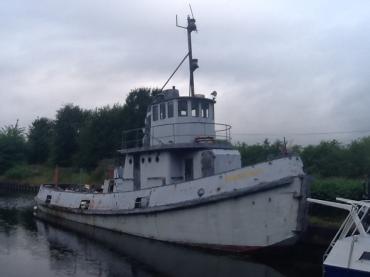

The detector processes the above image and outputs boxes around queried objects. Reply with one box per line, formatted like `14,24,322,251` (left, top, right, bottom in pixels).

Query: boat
34,13,310,252
308,197,370,276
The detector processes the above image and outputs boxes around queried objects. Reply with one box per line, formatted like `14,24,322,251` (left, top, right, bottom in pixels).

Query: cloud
0,0,369,144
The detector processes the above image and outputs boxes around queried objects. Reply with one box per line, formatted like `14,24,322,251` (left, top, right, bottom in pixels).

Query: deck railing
308,197,370,262
121,122,231,149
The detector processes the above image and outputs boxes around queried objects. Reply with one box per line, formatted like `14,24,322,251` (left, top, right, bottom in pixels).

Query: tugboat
308,198,370,276
34,14,310,252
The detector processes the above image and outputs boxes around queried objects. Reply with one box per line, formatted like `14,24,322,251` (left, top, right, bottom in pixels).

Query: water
0,192,325,277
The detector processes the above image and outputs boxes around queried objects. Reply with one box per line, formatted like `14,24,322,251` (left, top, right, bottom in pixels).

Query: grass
309,214,345,229
0,164,53,183
0,161,113,185
308,177,363,229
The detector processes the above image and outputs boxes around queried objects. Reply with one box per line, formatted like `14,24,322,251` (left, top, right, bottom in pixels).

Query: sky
1,0,370,145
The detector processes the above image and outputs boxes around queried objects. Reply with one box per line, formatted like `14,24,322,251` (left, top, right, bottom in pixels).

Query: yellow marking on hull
225,168,263,183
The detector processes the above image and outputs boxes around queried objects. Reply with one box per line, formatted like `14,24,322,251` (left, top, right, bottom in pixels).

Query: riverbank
0,182,40,193
0,163,112,185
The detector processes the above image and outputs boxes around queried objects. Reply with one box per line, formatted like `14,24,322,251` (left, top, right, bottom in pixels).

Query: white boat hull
324,236,370,277
35,157,309,252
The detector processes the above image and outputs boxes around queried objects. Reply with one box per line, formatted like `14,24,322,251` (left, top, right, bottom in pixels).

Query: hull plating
36,180,305,250
35,157,308,251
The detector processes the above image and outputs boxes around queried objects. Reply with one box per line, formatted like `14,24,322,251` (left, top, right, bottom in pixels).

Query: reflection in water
36,216,284,277
0,193,323,277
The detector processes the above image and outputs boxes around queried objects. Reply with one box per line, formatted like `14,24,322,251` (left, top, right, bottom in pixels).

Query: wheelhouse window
168,101,174,118
178,100,188,117
160,103,166,120
152,105,158,121
201,102,209,118
191,100,199,117
360,252,370,260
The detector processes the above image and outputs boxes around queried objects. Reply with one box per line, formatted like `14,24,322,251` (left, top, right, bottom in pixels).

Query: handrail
121,122,232,149
308,198,370,262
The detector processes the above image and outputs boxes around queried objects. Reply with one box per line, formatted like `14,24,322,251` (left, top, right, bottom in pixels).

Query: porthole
129,158,132,164
141,158,145,163
156,156,159,162
148,157,152,163
198,188,205,197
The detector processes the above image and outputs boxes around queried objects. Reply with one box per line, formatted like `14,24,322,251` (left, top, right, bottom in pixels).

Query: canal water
0,192,326,277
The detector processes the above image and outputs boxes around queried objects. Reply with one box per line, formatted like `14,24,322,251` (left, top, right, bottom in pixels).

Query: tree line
0,88,159,175
237,138,370,179
1,87,370,180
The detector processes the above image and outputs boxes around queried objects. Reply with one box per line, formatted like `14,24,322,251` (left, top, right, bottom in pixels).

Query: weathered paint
37,157,303,210
35,156,308,250
37,177,304,248
224,168,263,183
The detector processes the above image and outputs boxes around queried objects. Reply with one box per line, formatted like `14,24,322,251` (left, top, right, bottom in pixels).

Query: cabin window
210,104,214,119
201,102,209,118
160,103,166,120
152,105,158,121
191,100,200,117
168,101,174,118
360,252,370,260
178,100,188,117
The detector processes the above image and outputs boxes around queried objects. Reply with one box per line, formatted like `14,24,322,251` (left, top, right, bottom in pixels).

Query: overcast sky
1,0,370,145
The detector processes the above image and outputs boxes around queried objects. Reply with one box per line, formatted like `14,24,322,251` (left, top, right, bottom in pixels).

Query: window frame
178,100,188,117
191,99,200,117
201,102,209,118
152,105,159,121
168,101,174,118
160,102,166,120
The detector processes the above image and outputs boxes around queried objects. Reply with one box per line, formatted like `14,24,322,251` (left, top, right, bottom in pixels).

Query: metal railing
121,122,231,149
308,197,370,262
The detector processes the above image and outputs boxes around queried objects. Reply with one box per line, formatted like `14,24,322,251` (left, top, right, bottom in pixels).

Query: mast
163,11,199,95
186,16,198,97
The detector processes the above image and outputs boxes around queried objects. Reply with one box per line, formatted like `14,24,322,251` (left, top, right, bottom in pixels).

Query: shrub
311,178,363,201
2,164,36,181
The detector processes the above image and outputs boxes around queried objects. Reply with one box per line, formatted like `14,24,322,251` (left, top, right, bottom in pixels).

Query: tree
51,104,88,166
76,88,160,168
347,137,370,178
0,121,27,174
124,88,161,129
77,104,129,168
28,117,54,164
301,140,349,177
236,139,286,167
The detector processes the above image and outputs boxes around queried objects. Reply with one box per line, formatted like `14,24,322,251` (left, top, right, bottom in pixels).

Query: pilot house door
185,158,193,181
133,155,141,190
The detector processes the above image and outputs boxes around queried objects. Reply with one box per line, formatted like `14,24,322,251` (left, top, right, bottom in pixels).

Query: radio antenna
189,4,195,19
